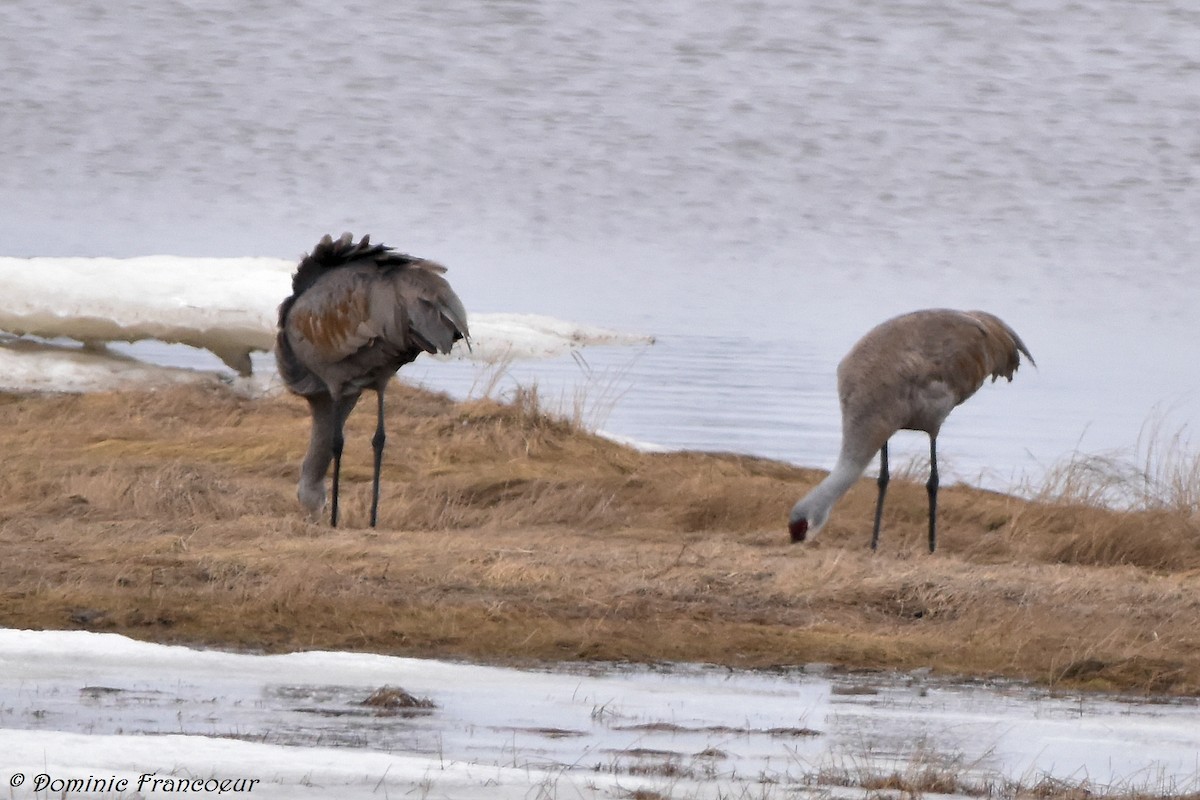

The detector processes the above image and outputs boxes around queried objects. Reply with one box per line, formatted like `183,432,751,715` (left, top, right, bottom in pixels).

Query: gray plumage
276,233,470,527
788,308,1034,552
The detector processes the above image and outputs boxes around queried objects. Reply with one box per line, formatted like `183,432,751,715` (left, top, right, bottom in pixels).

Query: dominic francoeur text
10,772,260,794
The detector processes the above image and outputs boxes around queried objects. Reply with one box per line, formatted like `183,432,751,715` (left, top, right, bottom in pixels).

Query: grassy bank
0,381,1197,695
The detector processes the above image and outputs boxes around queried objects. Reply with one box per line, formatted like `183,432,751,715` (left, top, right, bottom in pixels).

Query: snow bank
0,256,288,375
0,256,653,392
464,311,654,361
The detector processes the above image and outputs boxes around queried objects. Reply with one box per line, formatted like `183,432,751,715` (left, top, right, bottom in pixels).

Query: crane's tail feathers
965,310,1035,381
397,268,471,356
1013,335,1036,369
409,298,469,355
995,319,1035,374
286,233,422,311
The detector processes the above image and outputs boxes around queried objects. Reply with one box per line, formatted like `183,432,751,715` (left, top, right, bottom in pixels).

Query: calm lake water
2,0,1198,490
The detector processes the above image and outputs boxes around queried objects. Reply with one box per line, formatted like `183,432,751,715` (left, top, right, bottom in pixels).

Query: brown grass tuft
360,686,435,710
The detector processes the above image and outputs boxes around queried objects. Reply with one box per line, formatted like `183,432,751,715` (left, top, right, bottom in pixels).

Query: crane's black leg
329,416,345,528
369,387,387,528
328,394,359,528
870,442,889,550
927,436,939,553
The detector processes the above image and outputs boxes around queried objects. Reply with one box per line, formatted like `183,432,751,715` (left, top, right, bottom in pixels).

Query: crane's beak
788,518,808,543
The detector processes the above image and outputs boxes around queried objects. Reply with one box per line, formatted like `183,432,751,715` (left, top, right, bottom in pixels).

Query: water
2,0,1198,489
3,630,1199,796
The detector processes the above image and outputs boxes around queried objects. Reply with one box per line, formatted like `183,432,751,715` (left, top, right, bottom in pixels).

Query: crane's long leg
328,394,359,528
870,442,890,550
329,418,344,529
926,436,939,553
369,386,387,528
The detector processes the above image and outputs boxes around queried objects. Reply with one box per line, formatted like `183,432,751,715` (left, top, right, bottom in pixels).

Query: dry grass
1,382,1199,695
816,754,1200,800
1015,420,1200,571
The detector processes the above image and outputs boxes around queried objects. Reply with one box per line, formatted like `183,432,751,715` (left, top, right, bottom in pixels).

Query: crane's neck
296,391,364,516
789,448,875,532
298,424,333,515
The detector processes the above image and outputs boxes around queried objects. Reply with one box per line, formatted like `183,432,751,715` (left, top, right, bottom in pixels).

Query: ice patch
463,311,654,361
0,256,652,393
0,335,238,394
596,429,673,452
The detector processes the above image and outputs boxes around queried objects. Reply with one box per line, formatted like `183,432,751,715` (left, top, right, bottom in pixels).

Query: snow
0,256,288,377
1,629,1197,799
0,256,653,392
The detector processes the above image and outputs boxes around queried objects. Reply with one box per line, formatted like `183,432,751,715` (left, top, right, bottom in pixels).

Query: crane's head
298,478,326,519
787,499,829,544
788,516,808,543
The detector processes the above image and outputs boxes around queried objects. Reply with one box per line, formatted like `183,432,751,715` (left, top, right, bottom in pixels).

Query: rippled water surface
2,0,1198,487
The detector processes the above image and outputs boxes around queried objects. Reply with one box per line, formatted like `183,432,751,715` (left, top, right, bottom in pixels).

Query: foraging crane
788,309,1034,552
276,233,469,527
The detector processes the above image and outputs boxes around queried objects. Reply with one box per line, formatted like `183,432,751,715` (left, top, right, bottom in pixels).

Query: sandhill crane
276,233,469,527
788,309,1034,553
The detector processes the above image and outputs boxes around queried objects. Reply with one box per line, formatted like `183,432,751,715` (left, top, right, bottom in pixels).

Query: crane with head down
788,308,1034,553
276,233,469,527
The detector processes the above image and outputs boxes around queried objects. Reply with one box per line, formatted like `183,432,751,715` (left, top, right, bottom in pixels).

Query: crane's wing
282,263,382,367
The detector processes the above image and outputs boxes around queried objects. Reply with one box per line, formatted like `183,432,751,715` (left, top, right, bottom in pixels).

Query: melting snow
0,256,653,393
0,630,1197,799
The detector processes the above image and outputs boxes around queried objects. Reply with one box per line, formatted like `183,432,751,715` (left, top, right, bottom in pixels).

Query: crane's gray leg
870,442,889,550
329,417,345,529
369,386,387,528
299,393,337,520
927,436,939,553
328,394,359,528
